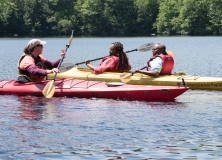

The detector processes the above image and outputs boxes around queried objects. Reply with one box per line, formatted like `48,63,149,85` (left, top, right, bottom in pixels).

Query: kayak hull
0,78,188,101
50,67,222,91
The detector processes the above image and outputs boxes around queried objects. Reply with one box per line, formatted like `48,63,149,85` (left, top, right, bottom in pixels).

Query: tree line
0,0,222,37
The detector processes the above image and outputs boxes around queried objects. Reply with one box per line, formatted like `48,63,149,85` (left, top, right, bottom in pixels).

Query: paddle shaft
129,66,146,76
120,65,147,83
140,66,146,70
52,45,69,79
75,49,138,66
42,30,74,98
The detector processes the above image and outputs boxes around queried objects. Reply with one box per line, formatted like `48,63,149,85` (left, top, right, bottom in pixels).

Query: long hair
23,46,34,55
112,42,129,72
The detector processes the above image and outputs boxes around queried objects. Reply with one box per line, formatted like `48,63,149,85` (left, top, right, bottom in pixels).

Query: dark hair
112,41,129,72
23,46,35,55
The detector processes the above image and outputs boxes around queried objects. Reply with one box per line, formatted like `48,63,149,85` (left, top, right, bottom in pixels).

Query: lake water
0,36,222,159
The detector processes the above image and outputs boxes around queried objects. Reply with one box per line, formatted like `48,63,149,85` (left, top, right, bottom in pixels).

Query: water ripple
1,37,222,159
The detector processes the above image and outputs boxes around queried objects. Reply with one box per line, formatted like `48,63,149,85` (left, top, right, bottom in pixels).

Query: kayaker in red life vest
135,42,174,77
17,39,66,83
85,42,132,74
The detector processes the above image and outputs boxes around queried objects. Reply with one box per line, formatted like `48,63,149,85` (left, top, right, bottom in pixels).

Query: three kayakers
17,39,66,83
135,42,174,77
85,41,132,74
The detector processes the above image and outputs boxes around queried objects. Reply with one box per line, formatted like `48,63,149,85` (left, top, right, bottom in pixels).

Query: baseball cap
27,39,47,49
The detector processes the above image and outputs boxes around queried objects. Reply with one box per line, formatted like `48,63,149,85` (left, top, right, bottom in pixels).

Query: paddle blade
167,51,174,59
137,42,155,52
120,73,132,83
42,80,56,98
59,62,75,72
67,30,74,48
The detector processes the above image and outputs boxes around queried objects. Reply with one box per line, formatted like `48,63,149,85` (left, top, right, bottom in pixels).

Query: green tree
135,0,159,35
0,0,18,36
179,0,210,35
57,19,73,34
1,0,221,37
9,0,27,36
155,0,183,35
208,0,222,35
105,0,137,36
48,0,78,35
75,0,137,36
74,0,106,36
23,0,53,36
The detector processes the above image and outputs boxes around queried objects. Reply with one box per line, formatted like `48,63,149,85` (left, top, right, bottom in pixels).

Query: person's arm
44,59,60,69
85,57,115,74
26,64,56,76
93,57,116,74
135,69,159,77
21,56,59,76
135,57,162,77
85,60,95,71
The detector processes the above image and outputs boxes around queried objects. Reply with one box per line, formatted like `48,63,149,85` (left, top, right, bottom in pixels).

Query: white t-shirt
148,57,163,72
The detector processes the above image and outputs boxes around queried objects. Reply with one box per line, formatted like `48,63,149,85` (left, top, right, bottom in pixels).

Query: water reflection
2,37,222,159
0,91,222,159
17,96,46,121
16,96,72,122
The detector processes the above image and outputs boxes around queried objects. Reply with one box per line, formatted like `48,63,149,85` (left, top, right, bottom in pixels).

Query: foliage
0,0,221,37
208,0,222,35
155,0,183,35
179,0,211,35
135,0,159,35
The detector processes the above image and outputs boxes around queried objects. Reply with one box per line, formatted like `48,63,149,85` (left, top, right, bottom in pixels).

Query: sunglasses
36,44,43,48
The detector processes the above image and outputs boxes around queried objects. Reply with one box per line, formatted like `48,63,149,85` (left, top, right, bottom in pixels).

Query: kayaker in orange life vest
135,42,174,77
17,39,66,83
85,41,132,74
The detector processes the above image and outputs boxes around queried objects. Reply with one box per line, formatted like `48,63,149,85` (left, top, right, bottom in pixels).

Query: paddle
59,62,76,72
57,42,155,72
42,30,74,98
74,42,155,66
120,51,175,83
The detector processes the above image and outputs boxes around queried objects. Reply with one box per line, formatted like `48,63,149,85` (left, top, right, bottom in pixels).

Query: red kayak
0,78,188,101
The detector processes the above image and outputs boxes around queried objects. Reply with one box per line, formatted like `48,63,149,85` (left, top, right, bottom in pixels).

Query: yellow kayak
47,67,222,91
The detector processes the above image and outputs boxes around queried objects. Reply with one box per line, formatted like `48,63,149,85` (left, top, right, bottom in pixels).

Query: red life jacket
99,56,131,72
147,54,174,75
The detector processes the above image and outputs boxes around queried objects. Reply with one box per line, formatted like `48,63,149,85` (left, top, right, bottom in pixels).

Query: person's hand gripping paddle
120,50,175,83
42,30,74,98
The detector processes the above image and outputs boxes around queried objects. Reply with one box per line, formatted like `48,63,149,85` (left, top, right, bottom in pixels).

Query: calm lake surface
0,36,222,159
